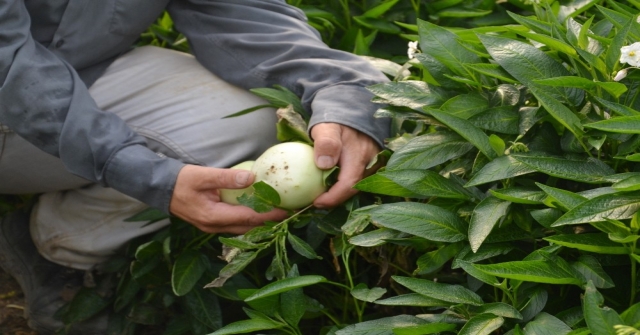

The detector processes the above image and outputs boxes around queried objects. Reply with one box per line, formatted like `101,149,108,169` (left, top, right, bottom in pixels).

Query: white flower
614,68,629,81
407,40,419,60
620,42,640,67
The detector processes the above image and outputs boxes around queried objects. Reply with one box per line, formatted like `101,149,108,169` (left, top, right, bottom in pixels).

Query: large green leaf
534,77,627,99
489,187,545,204
208,319,282,335
415,242,464,275
426,109,497,160
478,34,582,106
582,281,625,335
470,303,523,320
543,233,629,254
182,286,222,331
374,293,449,307
536,183,587,211
386,132,474,170
585,116,640,134
459,314,504,335
469,197,511,252
348,228,402,247
367,81,449,109
522,313,572,335
511,153,614,184
378,169,471,199
466,155,537,187
440,93,489,119
351,283,387,303
417,19,481,77
552,193,640,226
571,255,615,289
469,106,520,135
452,243,514,269
472,258,585,286
354,173,423,198
528,86,584,140
172,250,207,296
335,315,431,335
392,276,484,306
355,203,468,242
244,275,327,302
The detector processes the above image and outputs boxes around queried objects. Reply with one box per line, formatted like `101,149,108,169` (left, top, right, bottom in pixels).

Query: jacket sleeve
167,0,391,147
0,0,184,212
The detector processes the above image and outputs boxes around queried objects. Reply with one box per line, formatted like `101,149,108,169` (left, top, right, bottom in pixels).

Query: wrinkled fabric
0,0,390,212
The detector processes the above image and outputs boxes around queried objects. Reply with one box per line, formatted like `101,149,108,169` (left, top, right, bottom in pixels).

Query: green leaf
534,77,627,99
378,169,471,199
536,183,587,211
244,275,327,302
620,302,640,327
374,293,450,307
520,288,548,323
523,312,572,335
415,242,464,275
507,11,552,35
585,115,640,134
471,107,521,135
472,258,585,286
393,276,484,306
355,203,468,243
418,19,480,77
353,16,401,34
250,85,307,120
206,251,260,288
543,233,629,255
208,319,282,335
469,197,511,252
489,187,545,204
440,93,489,119
393,323,457,335
287,233,321,259
470,302,523,320
593,96,640,116
466,155,537,187
511,30,577,56
458,313,504,335
552,193,640,226
386,132,474,171
458,260,500,286
612,174,640,191
464,63,518,83
583,281,625,335
335,315,431,335
361,0,399,18
572,255,615,289
511,153,614,184
528,86,584,140
275,105,312,144
237,181,281,213
351,283,387,302
367,81,449,109
452,243,514,269
171,250,207,296
348,228,401,247
426,109,497,160
280,266,308,327
182,286,222,331
478,34,582,106
354,173,423,198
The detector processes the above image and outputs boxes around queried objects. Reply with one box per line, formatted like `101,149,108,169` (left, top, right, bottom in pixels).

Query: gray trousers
0,46,279,269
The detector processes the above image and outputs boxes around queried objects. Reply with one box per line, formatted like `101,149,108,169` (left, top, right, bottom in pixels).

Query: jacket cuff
309,84,390,148
104,145,185,213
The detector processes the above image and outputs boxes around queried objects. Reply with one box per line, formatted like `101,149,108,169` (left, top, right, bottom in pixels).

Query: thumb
311,123,343,170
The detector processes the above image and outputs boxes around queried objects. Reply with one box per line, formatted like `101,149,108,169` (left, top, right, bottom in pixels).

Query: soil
0,269,37,335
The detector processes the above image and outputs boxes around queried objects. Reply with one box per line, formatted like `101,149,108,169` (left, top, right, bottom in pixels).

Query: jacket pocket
109,0,170,36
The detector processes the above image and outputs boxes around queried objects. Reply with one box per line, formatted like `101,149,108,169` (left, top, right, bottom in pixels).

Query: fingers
311,123,342,169
311,123,381,209
169,165,289,234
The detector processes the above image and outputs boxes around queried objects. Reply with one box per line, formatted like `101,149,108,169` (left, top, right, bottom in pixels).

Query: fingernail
236,171,251,186
317,155,334,169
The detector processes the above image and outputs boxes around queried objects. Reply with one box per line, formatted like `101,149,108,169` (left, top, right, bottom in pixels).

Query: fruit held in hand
251,142,326,210
219,160,255,205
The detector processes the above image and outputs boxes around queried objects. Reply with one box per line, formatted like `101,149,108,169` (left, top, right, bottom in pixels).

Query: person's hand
169,165,289,234
311,123,381,208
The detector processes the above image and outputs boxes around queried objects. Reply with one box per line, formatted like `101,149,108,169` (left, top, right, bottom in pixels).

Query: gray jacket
0,0,390,212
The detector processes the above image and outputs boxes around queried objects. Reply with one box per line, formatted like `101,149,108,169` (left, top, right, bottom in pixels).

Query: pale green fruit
252,142,326,210
219,160,255,205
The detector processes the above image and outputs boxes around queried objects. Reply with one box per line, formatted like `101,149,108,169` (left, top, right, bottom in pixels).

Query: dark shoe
0,209,108,334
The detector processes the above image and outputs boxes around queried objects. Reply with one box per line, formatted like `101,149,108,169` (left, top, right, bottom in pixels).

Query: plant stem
630,241,638,307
